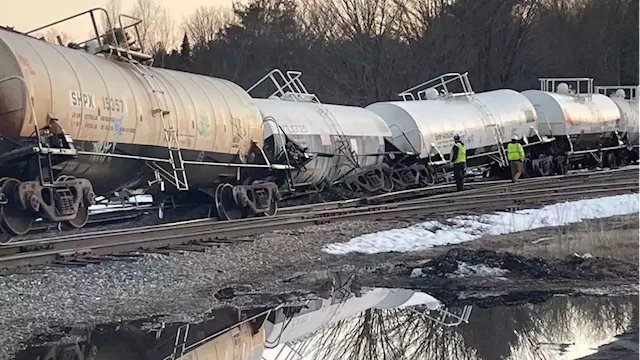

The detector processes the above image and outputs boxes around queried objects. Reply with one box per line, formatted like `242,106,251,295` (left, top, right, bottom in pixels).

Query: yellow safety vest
451,143,466,164
507,142,525,161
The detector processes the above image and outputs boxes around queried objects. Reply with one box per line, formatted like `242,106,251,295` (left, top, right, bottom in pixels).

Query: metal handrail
399,72,475,101
25,8,147,56
539,77,594,100
595,85,639,100
247,69,319,103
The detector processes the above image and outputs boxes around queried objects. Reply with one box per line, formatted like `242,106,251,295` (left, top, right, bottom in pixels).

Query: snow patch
410,268,424,278
322,194,639,255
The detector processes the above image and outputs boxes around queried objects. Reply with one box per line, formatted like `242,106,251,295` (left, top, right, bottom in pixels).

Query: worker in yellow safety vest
450,134,466,191
507,135,526,182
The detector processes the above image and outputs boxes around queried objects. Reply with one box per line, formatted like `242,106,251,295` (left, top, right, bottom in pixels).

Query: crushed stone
0,219,407,359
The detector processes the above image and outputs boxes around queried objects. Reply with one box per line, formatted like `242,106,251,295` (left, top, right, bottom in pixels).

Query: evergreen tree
180,33,192,71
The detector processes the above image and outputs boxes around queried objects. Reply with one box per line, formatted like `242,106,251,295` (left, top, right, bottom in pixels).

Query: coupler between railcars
0,176,96,240
213,181,281,221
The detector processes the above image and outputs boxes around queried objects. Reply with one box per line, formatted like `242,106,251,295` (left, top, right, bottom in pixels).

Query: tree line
49,0,640,106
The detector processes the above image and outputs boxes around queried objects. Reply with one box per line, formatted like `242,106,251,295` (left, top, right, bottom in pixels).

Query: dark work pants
453,163,465,191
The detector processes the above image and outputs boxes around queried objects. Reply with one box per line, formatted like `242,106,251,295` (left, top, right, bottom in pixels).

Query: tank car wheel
538,155,552,176
0,178,13,244
619,152,629,167
0,178,33,238
554,156,569,175
214,184,245,221
62,203,90,229
418,167,435,187
382,172,394,192
263,197,278,217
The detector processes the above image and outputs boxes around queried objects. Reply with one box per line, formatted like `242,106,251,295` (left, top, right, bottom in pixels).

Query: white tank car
366,73,542,176
248,70,393,195
521,78,625,169
595,86,640,148
0,10,282,238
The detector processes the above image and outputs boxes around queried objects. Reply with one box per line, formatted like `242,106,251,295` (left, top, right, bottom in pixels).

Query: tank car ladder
475,101,509,167
316,104,359,167
127,59,189,191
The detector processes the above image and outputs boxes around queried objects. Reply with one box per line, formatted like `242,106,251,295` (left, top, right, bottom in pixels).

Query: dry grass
473,214,639,264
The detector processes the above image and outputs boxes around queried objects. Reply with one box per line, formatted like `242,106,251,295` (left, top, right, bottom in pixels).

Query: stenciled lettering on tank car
70,91,97,109
101,96,126,113
434,130,467,141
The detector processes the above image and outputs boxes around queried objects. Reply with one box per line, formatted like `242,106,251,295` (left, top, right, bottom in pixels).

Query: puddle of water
14,290,638,360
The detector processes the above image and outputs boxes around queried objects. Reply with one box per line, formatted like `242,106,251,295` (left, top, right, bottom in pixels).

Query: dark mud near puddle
218,248,639,310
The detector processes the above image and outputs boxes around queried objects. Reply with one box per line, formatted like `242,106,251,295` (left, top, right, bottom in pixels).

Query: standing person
507,135,525,182
450,134,466,191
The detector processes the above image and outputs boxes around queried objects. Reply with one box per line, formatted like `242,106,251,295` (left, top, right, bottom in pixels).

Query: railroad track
0,167,637,270
13,166,639,240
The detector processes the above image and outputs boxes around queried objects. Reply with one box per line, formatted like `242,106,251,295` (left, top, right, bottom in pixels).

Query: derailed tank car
0,9,288,240
522,78,625,171
595,85,639,162
248,70,395,196
366,73,552,182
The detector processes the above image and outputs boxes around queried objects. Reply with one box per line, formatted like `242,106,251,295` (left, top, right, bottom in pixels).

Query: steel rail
7,173,637,251
10,166,637,241
281,166,639,211
0,181,636,270
5,170,637,251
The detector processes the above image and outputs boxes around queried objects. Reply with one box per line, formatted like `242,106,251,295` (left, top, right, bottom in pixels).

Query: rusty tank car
0,9,292,240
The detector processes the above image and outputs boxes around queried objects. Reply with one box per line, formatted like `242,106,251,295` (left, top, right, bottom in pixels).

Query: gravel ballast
0,219,410,359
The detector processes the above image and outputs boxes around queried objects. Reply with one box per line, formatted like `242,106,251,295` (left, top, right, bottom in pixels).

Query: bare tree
182,5,234,43
37,28,75,46
130,0,162,52
301,0,412,103
153,7,177,52
102,0,123,32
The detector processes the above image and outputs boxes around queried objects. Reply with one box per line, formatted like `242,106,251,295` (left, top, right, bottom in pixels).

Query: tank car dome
615,89,627,98
424,88,440,100
557,82,570,94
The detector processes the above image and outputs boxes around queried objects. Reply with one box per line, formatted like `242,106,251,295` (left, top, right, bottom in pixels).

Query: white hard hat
512,135,519,141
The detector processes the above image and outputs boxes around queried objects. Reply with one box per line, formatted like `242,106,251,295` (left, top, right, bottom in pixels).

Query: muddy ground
227,213,639,308
2,211,639,359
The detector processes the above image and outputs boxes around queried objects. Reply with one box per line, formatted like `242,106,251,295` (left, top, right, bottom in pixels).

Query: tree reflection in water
289,296,637,360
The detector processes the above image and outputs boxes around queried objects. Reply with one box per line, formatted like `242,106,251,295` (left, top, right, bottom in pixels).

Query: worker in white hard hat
507,135,525,182
450,134,466,191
